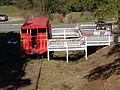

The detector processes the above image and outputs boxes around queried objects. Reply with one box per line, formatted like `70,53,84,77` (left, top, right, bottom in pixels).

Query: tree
93,0,120,20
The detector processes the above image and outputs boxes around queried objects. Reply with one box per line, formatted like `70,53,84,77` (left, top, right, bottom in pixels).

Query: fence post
48,50,50,61
85,37,88,60
66,48,69,63
47,41,50,61
66,40,69,63
64,29,65,39
109,34,111,46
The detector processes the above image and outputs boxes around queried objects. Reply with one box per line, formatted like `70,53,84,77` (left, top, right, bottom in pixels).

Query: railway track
35,58,43,90
14,56,43,90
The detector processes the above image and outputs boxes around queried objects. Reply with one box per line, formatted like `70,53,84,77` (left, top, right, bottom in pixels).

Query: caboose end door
36,28,48,54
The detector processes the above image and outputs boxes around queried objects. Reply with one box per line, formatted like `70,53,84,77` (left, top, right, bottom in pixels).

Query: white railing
47,37,87,62
47,24,114,62
79,24,96,31
51,27,82,38
79,24,113,46
85,35,111,46
48,38,85,50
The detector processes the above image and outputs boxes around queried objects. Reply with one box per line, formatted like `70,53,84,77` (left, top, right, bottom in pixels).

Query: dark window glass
31,29,37,36
38,28,46,33
21,29,27,33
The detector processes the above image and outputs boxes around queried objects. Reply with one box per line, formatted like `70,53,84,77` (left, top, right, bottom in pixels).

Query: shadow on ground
0,32,31,89
84,44,120,81
51,46,105,62
87,46,105,55
51,51,85,61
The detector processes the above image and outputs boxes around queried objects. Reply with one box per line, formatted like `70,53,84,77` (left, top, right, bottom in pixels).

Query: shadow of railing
87,46,105,55
51,51,85,61
0,32,31,89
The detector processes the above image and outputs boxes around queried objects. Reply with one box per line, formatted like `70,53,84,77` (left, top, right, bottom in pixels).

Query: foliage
0,0,13,6
14,0,31,10
1,0,120,24
93,0,119,21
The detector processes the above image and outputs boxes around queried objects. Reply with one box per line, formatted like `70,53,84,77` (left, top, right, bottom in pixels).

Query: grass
0,6,115,24
73,16,95,23
0,31,10,33
0,5,23,17
39,59,87,90
72,16,115,23
50,20,63,24
0,5,25,24
4,20,25,24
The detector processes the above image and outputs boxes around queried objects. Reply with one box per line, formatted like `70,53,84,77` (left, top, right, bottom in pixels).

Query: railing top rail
48,38,84,42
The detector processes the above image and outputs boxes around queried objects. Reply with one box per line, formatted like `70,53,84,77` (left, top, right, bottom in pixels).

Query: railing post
66,48,69,63
65,40,69,63
108,34,111,46
64,29,65,39
48,50,50,61
85,37,88,60
47,41,50,61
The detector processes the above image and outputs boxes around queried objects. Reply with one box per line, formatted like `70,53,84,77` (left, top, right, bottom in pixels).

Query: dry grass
38,44,120,90
0,6,23,17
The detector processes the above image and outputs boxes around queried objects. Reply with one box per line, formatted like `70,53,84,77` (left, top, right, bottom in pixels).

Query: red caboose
20,17,51,55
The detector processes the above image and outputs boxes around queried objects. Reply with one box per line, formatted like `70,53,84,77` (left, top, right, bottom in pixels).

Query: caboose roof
20,17,49,29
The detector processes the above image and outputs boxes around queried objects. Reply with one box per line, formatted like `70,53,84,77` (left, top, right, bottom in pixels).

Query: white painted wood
48,37,86,62
48,50,49,61
51,28,81,38
47,24,113,62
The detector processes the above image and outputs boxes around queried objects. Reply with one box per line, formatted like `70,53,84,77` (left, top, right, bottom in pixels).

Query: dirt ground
38,44,120,90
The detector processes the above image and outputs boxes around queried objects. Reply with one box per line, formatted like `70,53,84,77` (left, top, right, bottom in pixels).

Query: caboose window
21,29,27,33
31,29,37,36
38,28,46,33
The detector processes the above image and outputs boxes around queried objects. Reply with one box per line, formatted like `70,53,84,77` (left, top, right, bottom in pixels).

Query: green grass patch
3,20,25,24
26,57,48,62
0,31,10,33
0,5,23,17
73,16,95,23
50,20,63,24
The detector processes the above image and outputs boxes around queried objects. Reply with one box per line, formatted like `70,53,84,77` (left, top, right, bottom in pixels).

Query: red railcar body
20,17,51,55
